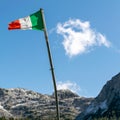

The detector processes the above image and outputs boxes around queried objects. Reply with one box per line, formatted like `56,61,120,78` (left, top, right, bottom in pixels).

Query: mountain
0,88,93,119
76,72,120,120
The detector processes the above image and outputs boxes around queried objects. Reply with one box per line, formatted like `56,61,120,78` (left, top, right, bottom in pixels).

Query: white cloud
56,19,111,57
57,81,80,94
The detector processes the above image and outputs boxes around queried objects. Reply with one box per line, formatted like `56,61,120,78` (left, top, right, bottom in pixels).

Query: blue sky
0,0,120,97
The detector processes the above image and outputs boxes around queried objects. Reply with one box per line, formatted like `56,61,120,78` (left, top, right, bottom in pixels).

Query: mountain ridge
0,88,93,119
1,73,120,119
76,72,120,120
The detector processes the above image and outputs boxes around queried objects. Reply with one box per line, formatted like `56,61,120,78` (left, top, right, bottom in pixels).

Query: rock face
76,73,120,120
0,88,93,119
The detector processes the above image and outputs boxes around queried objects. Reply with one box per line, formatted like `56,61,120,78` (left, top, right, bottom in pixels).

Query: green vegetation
93,116,120,120
0,118,29,120
0,116,118,120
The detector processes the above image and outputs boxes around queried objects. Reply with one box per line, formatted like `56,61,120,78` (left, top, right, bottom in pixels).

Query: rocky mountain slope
76,72,120,120
0,88,93,119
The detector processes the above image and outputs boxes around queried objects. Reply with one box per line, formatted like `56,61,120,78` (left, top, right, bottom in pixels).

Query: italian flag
8,10,44,30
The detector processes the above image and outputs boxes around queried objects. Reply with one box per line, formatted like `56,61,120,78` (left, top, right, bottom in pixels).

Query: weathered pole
40,9,60,120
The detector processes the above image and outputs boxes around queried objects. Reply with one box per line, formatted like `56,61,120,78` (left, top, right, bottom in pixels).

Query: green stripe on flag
30,11,44,30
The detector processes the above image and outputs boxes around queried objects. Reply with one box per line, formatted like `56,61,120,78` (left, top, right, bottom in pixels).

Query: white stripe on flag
19,16,32,30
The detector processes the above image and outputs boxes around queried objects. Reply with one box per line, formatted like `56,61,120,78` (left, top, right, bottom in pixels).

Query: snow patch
85,103,98,114
11,103,28,109
85,100,108,115
0,103,12,117
100,100,107,109
0,105,3,109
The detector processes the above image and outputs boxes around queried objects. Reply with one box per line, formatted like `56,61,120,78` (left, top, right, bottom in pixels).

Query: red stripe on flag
8,20,21,30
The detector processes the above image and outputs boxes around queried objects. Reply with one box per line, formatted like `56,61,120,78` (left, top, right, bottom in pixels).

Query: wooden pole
40,9,60,120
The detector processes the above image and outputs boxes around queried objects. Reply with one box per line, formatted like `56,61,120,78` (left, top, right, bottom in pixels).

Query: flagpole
40,9,60,120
